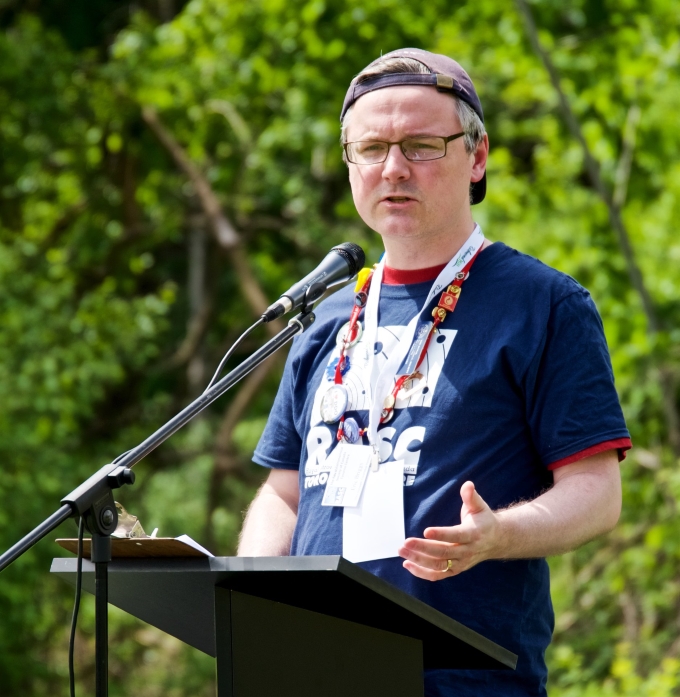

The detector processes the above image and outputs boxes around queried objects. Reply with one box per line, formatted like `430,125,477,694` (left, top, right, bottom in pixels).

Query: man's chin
373,223,425,241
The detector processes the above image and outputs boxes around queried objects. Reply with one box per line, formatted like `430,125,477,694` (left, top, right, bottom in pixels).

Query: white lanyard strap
363,225,485,449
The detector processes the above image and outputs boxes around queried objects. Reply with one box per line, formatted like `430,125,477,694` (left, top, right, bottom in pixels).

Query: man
238,48,631,695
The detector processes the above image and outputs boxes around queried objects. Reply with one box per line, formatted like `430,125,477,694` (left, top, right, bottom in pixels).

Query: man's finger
401,535,465,556
399,544,462,569
423,526,475,544
460,480,488,515
402,559,460,582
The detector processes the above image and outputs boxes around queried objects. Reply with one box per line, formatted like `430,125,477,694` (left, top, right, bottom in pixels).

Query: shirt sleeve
524,289,631,468
252,347,303,470
547,437,632,470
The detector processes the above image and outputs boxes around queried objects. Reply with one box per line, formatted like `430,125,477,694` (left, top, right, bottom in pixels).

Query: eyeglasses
343,132,466,165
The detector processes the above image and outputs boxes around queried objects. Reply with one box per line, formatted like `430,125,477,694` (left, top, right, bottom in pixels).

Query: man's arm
399,449,622,581
237,468,299,556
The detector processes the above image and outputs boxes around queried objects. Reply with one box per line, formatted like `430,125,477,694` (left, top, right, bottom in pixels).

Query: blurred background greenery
1,0,680,694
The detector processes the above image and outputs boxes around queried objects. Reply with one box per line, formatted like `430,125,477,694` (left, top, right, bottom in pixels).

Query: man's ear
470,134,489,184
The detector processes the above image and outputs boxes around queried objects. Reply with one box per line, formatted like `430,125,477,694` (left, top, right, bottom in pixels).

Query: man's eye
407,140,439,150
357,142,386,153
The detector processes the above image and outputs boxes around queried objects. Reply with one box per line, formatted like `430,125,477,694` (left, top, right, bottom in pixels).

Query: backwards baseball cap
341,48,486,204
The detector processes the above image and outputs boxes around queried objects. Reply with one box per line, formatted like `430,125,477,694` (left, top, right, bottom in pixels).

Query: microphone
262,242,365,322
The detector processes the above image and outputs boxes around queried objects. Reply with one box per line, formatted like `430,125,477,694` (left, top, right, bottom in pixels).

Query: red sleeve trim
547,438,632,471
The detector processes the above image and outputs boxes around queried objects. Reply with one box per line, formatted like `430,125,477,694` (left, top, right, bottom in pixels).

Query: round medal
383,393,396,410
342,417,360,444
336,320,363,349
320,384,349,424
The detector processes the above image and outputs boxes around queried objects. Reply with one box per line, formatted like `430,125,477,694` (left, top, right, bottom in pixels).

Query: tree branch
213,357,278,464
164,296,214,370
206,99,253,149
141,106,239,248
613,101,641,211
618,588,640,656
141,106,283,336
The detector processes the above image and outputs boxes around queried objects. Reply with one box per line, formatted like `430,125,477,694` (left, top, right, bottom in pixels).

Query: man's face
345,86,487,247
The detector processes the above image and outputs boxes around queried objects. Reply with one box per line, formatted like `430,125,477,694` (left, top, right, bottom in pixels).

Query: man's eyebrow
350,132,442,140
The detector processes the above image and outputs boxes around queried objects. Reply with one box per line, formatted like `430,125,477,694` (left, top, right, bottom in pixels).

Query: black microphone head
262,242,366,322
331,242,365,277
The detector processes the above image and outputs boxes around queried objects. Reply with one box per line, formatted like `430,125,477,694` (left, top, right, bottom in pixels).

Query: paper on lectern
175,534,214,557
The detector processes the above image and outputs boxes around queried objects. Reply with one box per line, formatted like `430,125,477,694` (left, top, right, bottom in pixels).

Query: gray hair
341,57,486,156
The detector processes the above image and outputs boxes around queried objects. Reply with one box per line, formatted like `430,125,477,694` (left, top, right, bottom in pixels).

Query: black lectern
52,555,517,697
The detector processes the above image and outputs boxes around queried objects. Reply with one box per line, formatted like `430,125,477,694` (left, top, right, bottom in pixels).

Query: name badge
343,460,406,563
321,443,372,508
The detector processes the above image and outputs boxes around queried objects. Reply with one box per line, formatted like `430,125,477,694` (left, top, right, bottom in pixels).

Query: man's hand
399,481,500,581
398,450,621,582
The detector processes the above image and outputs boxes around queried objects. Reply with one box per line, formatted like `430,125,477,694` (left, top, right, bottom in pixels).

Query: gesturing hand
398,481,501,581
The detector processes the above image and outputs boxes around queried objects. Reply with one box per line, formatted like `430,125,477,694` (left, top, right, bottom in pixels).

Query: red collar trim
382,263,448,285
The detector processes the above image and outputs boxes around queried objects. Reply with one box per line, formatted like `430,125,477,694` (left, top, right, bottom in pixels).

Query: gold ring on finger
444,558,452,573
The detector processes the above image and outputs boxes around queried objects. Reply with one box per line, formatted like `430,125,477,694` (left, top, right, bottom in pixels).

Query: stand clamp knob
107,467,135,489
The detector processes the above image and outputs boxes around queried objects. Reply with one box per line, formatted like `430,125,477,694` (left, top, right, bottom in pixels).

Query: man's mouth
383,196,414,203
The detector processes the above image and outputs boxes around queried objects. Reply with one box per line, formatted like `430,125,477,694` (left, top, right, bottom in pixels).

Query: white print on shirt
379,426,426,487
309,325,457,421
304,425,425,487
303,324,456,486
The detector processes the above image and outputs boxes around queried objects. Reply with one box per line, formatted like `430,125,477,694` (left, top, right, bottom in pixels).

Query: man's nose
381,143,411,181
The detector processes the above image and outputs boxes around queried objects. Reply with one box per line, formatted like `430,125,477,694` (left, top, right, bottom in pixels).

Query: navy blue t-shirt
253,242,629,696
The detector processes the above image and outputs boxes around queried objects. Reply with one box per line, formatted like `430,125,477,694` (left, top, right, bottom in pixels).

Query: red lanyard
334,273,373,385
335,247,481,438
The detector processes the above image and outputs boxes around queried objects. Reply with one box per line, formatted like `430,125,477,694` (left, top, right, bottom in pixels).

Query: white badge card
342,460,405,563
321,443,373,508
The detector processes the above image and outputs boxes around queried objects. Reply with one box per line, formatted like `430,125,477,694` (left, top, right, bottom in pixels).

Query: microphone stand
0,302,318,697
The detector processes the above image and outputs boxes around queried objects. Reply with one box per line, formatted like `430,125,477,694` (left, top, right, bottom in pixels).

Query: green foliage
1,0,679,693
552,643,680,696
